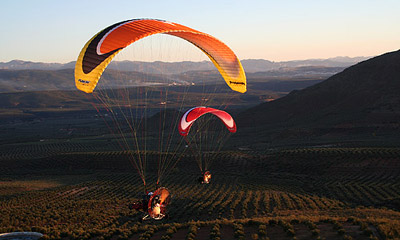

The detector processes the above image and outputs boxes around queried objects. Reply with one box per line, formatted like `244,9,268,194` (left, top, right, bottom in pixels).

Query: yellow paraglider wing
75,19,246,93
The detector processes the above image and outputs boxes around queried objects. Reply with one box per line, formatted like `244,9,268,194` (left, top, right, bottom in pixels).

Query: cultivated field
1,141,399,239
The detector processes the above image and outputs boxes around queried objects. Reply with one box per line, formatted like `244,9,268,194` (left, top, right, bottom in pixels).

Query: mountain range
0,56,369,74
0,56,369,93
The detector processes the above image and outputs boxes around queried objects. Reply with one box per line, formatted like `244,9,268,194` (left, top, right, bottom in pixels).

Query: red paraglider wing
179,107,237,136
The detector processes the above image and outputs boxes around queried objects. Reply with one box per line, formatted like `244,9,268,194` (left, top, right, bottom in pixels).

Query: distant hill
241,57,369,72
0,56,369,73
0,69,75,92
0,69,185,93
0,60,76,70
237,49,400,146
0,66,340,93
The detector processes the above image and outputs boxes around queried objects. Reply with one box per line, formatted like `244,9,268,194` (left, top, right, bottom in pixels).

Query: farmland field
1,139,399,239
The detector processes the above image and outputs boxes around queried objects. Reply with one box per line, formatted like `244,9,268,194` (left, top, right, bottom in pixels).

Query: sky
1,0,399,63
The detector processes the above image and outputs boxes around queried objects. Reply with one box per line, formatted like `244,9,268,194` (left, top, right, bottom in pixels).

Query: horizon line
1,55,373,65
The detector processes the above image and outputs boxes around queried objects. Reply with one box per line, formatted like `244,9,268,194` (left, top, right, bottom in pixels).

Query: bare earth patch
0,180,61,195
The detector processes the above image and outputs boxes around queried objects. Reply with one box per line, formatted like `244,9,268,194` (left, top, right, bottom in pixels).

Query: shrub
251,233,259,240
363,228,373,236
343,235,353,240
311,229,320,236
258,224,267,237
290,219,300,224
337,228,346,235
286,228,295,237
268,219,277,225
210,223,221,240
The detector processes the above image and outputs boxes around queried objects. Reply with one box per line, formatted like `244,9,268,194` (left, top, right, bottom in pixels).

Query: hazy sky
1,0,399,63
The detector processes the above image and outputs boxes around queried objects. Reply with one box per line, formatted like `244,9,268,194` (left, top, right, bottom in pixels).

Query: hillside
237,49,400,146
